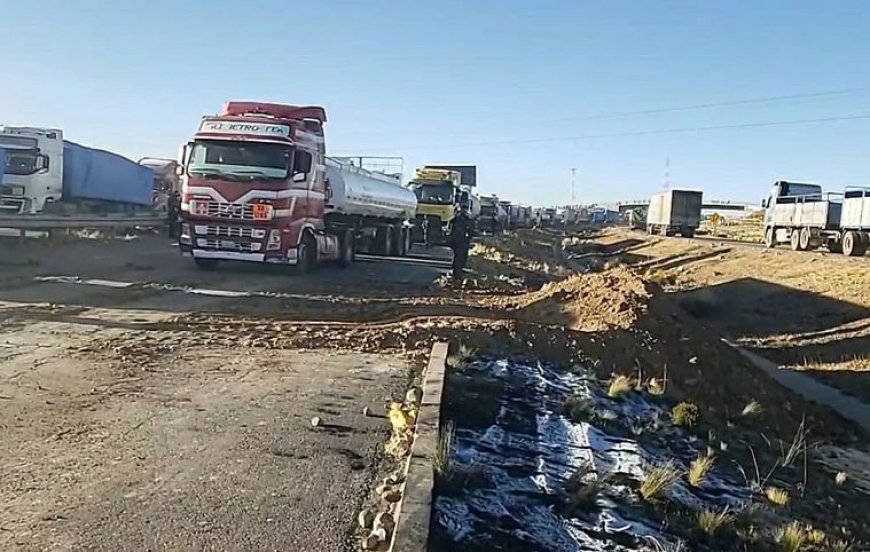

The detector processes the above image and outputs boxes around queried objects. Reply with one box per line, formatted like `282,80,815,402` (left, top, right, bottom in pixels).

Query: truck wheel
790,229,803,251
647,225,654,235
397,227,411,257
764,227,776,248
843,231,866,257
338,230,355,267
390,225,404,256
828,239,843,254
294,233,317,274
799,227,812,250
194,258,218,270
682,227,695,238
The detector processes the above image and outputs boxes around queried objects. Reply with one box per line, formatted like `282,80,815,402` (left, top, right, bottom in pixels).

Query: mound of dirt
507,266,652,331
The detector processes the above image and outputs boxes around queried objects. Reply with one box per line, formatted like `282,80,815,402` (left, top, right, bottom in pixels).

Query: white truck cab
0,126,64,214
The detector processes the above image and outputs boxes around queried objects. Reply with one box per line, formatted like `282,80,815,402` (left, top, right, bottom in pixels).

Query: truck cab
408,167,462,245
0,126,64,214
763,181,843,250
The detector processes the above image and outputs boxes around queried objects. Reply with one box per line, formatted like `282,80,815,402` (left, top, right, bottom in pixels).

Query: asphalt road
0,235,450,551
0,234,452,313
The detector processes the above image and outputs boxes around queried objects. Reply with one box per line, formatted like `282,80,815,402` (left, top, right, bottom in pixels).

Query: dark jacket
449,211,474,247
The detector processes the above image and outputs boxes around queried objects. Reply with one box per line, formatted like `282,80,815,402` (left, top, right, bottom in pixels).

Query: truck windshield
188,140,291,180
414,183,454,205
3,149,40,176
0,136,42,176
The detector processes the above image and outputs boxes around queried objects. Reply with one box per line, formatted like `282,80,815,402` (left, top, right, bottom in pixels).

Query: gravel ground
0,235,445,550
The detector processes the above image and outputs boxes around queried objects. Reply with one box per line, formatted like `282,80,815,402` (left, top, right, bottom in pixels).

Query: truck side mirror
761,198,768,208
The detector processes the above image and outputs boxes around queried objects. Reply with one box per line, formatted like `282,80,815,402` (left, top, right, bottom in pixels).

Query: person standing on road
167,190,181,239
449,208,474,280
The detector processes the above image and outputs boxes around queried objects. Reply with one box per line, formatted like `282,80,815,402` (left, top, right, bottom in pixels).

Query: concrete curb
390,341,448,552
724,340,870,432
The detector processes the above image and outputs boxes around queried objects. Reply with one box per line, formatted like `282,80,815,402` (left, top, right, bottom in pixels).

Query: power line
339,86,870,138
345,113,870,153
552,86,870,124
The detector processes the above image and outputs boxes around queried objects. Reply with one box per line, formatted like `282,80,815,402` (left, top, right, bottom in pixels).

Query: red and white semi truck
178,102,417,271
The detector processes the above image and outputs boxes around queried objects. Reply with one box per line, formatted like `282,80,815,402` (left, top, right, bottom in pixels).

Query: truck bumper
181,247,298,265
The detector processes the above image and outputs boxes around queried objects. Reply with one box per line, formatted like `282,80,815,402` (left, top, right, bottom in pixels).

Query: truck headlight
266,229,281,250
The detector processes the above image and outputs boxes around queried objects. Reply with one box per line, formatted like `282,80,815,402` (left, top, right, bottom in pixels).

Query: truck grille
197,238,262,253
194,225,266,239
0,197,27,214
206,201,256,220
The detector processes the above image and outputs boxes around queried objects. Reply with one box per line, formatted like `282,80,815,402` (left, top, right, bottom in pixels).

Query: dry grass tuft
671,402,700,427
433,421,456,476
608,374,634,398
647,377,666,396
562,394,594,423
448,343,477,367
774,521,806,552
765,486,791,507
835,471,848,486
697,507,734,536
687,451,715,488
805,527,826,545
741,399,764,417
564,465,610,513
827,538,853,552
640,460,680,501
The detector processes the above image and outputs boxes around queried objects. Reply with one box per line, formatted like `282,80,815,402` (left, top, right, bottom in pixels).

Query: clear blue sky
3,0,870,206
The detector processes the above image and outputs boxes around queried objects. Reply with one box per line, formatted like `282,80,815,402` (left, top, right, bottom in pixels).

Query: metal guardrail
0,214,165,230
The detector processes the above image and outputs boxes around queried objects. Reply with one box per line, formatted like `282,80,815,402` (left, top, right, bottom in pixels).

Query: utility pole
570,167,577,205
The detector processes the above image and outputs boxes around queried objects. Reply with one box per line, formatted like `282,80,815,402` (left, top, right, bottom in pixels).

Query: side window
294,150,312,175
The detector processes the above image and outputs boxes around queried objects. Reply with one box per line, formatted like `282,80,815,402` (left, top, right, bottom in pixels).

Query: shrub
671,402,700,427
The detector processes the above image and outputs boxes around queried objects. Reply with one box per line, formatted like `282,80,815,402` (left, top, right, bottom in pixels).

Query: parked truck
479,195,508,234
178,101,417,271
139,157,180,213
763,181,870,256
645,189,703,237
0,126,155,215
408,167,463,246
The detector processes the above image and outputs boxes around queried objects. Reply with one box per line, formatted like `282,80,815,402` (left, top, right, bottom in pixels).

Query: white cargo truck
763,181,870,256
645,189,703,237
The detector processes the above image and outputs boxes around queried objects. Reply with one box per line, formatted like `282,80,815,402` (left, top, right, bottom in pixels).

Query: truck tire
338,229,355,267
843,231,866,257
294,232,317,274
682,227,695,238
398,227,411,257
799,227,812,251
828,239,843,254
790,229,803,251
764,226,776,248
375,226,393,256
194,258,218,270
390,225,404,257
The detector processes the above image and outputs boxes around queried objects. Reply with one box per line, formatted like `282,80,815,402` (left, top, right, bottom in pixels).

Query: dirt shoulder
0,309,409,551
594,228,870,402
